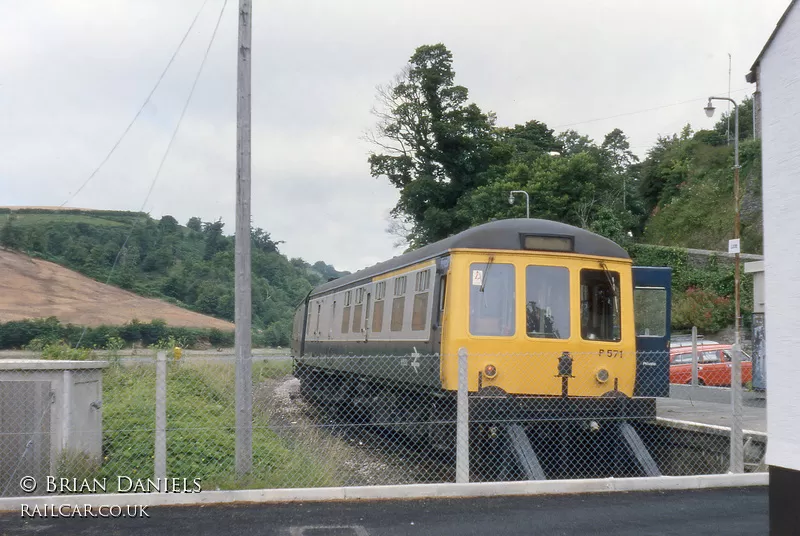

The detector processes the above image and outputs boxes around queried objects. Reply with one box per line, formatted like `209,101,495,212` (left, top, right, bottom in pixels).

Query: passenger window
390,297,405,331
526,266,570,339
469,262,515,336
701,351,721,363
580,268,621,342
341,305,351,334
352,304,363,332
412,293,429,331
372,300,384,333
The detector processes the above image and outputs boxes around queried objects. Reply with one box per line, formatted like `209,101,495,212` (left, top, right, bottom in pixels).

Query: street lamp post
704,97,741,348
509,190,530,218
705,96,743,474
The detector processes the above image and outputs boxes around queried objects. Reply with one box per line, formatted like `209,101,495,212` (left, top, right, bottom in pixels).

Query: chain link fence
0,348,765,497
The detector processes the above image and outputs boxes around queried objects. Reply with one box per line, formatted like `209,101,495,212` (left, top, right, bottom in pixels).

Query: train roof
309,218,630,297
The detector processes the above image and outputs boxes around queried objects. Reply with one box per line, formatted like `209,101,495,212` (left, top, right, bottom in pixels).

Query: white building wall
760,0,800,471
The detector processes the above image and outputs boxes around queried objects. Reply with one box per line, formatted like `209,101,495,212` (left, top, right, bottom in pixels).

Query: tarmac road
0,487,767,536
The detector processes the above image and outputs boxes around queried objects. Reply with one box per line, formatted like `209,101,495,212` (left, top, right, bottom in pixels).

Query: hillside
0,248,233,329
0,208,349,346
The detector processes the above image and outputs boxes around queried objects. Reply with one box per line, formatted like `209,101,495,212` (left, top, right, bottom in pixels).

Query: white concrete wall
760,0,800,472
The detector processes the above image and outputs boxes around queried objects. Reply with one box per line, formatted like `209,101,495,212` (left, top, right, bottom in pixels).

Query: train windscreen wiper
479,255,494,293
600,261,620,316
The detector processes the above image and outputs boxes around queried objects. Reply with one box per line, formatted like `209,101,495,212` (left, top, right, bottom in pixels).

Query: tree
159,215,179,234
556,130,595,156
601,128,638,174
365,43,500,248
712,96,754,143
251,227,283,253
0,216,25,250
186,217,202,232
498,121,559,164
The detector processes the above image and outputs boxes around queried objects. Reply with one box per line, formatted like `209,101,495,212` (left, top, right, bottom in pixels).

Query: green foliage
641,137,762,254
672,287,735,332
84,361,339,491
0,318,234,350
0,208,346,346
366,43,502,248
626,244,754,332
32,341,94,360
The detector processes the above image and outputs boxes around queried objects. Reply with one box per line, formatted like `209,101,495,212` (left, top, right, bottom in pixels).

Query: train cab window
526,266,570,339
580,268,621,342
469,262,515,336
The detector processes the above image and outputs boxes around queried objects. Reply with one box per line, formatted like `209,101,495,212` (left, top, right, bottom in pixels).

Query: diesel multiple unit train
291,218,672,479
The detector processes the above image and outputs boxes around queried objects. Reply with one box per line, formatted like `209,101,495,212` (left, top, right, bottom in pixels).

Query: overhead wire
74,0,230,348
552,87,751,130
59,0,211,208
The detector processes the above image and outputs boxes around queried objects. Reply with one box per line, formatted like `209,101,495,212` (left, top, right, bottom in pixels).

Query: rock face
0,248,233,329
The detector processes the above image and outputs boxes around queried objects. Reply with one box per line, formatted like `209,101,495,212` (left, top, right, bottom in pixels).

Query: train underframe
294,363,661,481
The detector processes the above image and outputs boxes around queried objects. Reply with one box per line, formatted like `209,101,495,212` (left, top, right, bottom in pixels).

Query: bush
0,318,234,350
672,286,734,332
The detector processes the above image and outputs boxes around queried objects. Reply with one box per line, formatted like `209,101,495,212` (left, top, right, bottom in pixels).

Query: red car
669,344,752,387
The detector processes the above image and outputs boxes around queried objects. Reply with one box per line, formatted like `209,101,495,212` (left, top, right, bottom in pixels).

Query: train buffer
504,421,661,480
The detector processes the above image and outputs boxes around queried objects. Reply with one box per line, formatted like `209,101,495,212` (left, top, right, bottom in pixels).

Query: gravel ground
254,375,454,486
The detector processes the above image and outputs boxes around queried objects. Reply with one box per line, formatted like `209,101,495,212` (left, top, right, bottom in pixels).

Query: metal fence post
691,326,698,387
155,351,167,481
730,343,744,473
456,347,469,483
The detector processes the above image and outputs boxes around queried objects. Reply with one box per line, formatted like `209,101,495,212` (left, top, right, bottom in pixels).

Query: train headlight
595,368,610,383
484,364,497,379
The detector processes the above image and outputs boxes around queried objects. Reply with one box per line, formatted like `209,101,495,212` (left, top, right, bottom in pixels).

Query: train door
364,292,372,342
632,266,672,397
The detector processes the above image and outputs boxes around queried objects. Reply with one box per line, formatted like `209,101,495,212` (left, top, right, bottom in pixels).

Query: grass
58,358,341,492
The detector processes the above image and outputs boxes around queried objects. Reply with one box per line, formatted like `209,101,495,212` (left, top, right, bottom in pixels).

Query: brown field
0,248,234,329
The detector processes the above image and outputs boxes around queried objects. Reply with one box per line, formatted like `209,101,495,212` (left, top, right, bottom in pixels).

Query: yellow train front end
440,248,637,398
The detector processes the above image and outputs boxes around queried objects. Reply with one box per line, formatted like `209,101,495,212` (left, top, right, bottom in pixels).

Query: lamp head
704,99,715,118
508,193,514,204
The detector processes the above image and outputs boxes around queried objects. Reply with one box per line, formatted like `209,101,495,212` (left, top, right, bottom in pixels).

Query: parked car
669,344,752,387
669,338,719,348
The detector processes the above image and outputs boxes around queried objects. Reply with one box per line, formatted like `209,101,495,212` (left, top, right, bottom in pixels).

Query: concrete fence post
155,351,167,481
456,347,469,484
691,326,698,387
730,343,744,473
61,370,72,451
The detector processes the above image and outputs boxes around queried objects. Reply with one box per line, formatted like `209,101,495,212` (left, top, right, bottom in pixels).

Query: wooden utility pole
235,0,253,475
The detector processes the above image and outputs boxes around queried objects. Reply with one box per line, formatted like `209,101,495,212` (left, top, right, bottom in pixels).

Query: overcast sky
0,0,790,272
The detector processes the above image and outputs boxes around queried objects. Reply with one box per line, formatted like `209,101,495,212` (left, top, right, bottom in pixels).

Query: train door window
330,301,336,338
437,275,447,326
364,293,371,337
315,302,322,338
391,276,407,332
341,291,352,334
469,262,515,336
306,302,313,336
526,266,570,339
580,268,621,342
633,287,667,337
412,293,429,331
352,288,364,333
372,282,385,333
